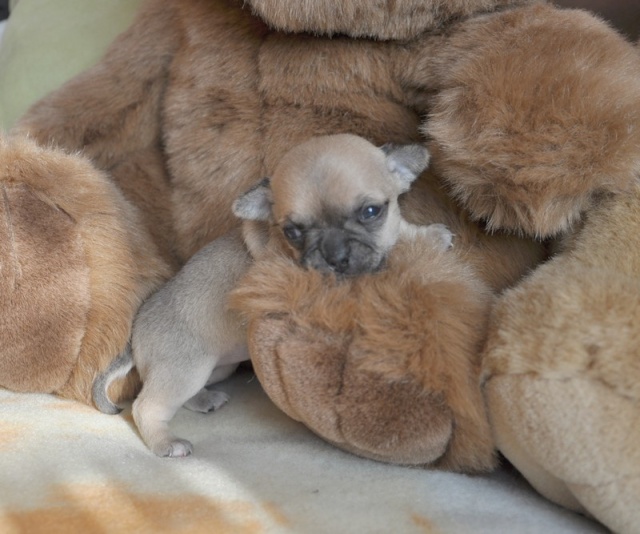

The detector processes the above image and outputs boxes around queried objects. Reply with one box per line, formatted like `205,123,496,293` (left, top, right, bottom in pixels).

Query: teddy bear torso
162,0,433,259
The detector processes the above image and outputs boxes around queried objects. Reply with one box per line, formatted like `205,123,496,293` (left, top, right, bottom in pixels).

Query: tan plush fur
484,187,640,389
13,0,182,268
248,0,532,39
17,1,638,253
231,239,496,471
0,136,170,404
482,184,640,533
399,177,545,292
424,4,640,237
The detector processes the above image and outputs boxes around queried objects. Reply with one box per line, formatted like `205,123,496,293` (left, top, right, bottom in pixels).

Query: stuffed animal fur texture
2,1,640,533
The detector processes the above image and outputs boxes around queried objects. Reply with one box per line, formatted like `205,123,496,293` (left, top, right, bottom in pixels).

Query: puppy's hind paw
155,438,194,458
184,388,230,413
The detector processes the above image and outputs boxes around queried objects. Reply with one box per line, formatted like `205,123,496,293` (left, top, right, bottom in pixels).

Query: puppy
93,133,452,458
234,134,453,272
93,231,252,457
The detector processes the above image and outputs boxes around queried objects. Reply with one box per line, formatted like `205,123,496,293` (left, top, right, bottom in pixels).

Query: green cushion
0,0,143,130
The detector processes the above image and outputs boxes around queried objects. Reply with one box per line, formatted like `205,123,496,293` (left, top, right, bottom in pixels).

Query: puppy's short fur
93,134,452,457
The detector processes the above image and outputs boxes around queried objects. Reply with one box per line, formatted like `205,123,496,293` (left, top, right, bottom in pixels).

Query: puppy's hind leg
132,355,215,458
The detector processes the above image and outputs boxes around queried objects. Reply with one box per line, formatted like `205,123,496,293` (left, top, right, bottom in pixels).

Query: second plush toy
483,184,640,534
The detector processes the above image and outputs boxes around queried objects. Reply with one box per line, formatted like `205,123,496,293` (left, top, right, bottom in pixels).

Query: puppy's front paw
414,223,454,250
184,388,230,413
155,438,193,458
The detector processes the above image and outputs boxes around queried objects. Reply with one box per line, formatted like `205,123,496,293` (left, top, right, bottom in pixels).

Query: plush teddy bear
3,1,640,532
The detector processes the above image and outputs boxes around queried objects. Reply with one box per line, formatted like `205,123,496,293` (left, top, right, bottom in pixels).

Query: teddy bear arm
421,4,640,238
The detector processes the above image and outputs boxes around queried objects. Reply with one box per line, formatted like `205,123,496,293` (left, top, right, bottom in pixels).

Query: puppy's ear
232,177,273,221
381,143,430,192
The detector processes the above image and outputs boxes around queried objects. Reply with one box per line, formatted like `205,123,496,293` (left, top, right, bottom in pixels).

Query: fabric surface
0,0,142,130
0,367,608,534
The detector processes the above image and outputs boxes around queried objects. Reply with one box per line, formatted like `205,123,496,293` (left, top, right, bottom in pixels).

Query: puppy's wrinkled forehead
270,135,394,223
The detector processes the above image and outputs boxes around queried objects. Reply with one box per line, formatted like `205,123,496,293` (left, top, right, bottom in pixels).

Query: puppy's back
133,230,252,362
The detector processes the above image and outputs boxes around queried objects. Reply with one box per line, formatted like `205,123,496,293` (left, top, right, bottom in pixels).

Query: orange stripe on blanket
0,483,274,534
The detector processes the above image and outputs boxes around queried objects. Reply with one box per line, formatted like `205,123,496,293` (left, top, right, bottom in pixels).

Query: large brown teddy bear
3,1,640,532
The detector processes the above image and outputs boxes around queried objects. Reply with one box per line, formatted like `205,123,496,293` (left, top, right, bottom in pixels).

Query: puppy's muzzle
302,229,382,275
320,229,351,273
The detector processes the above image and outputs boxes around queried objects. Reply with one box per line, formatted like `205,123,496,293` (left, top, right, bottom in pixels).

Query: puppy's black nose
320,231,350,273
327,252,350,273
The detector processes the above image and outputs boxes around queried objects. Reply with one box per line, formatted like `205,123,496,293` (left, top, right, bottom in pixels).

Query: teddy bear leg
245,314,456,466
483,249,640,533
0,181,90,394
486,378,586,514
486,375,640,534
0,136,171,406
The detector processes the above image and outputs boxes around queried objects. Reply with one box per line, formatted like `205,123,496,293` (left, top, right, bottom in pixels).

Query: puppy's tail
92,345,135,414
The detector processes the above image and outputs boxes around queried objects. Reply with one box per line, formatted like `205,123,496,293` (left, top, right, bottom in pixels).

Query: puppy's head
233,134,429,275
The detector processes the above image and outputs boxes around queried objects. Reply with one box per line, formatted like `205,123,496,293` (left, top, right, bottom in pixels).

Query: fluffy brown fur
0,136,169,404
399,177,545,292
231,238,496,471
482,184,640,533
16,2,635,256
484,187,640,389
248,0,532,39
424,3,640,237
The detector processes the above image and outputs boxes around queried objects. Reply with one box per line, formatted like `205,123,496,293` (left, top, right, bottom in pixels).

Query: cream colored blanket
0,367,607,534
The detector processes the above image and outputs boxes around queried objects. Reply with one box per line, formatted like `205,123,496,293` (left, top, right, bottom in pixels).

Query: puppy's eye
359,204,383,222
283,224,303,242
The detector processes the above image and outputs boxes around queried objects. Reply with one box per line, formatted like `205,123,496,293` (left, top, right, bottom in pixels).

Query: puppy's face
234,134,429,275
